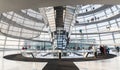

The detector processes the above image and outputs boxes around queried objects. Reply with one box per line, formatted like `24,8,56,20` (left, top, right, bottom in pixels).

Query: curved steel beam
1,15,48,33
0,27,41,39
75,13,120,26
77,5,113,16
71,29,120,35
0,30,51,43
14,11,44,23
32,8,40,13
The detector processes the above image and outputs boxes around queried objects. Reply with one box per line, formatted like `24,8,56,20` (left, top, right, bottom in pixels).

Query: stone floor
0,51,120,70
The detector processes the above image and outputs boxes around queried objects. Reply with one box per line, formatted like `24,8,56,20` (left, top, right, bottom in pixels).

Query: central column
54,6,64,27
53,6,69,50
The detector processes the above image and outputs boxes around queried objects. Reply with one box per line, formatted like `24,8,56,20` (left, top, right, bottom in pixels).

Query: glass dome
0,5,120,50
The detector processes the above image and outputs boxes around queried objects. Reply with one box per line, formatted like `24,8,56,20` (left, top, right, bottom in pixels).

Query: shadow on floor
42,61,79,70
3,53,116,62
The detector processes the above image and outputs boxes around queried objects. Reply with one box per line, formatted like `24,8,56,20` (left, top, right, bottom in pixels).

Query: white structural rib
1,15,48,33
0,30,51,43
14,11,44,23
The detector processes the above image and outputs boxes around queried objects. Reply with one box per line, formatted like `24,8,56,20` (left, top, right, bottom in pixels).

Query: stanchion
59,52,61,60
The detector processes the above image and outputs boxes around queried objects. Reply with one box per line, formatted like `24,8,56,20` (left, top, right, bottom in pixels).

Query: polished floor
0,51,120,70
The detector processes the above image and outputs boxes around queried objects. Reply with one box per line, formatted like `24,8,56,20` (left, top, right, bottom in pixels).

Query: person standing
100,45,105,55
92,45,97,58
116,46,119,53
106,47,110,54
